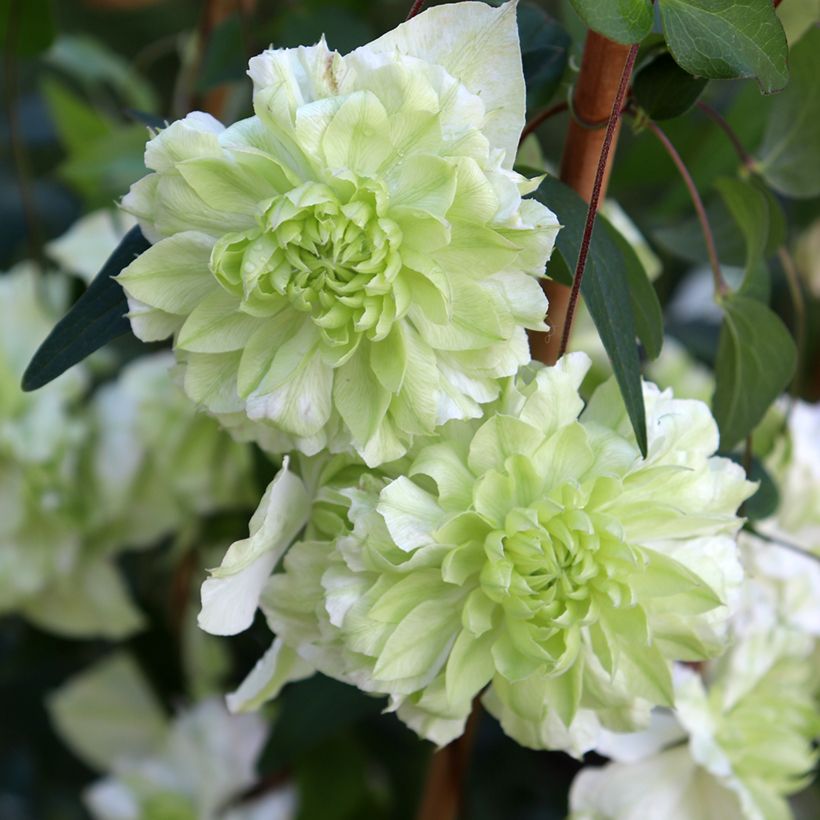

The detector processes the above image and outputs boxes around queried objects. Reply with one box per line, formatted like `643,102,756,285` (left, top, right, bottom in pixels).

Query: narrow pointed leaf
600,215,663,360
536,177,648,456
22,226,150,391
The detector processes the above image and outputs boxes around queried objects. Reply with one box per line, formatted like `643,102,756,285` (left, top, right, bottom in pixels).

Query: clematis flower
0,265,87,615
84,352,257,553
117,1,558,466
569,628,820,820
0,262,254,638
48,652,295,820
212,353,753,751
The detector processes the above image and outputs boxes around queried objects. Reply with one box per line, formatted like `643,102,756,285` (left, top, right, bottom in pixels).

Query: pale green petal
227,638,314,713
24,561,144,640
117,232,217,315
125,296,183,342
373,599,461,683
176,288,261,354
568,746,744,820
48,652,168,772
143,112,224,172
377,476,444,551
322,91,392,175
360,0,525,167
199,458,311,635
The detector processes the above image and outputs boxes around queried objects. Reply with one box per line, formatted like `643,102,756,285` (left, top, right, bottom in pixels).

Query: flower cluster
49,652,296,820
0,257,254,639
569,629,819,820
118,1,558,467
204,354,753,752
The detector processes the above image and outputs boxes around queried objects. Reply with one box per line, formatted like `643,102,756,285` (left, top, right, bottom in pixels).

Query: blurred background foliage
1,0,818,818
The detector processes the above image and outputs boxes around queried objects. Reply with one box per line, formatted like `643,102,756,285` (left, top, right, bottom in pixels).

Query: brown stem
4,0,46,270
519,101,569,146
640,116,728,297
695,101,755,171
557,44,639,358
415,702,481,820
694,102,805,393
530,33,633,365
407,0,427,20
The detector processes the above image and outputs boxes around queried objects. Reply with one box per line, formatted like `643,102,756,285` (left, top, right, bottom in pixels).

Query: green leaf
758,26,820,198
658,0,789,93
59,124,149,209
714,176,771,302
600,215,663,359
47,652,168,772
713,294,796,449
197,13,247,92
44,34,157,112
569,0,653,44
22,226,149,391
632,50,708,120
724,453,779,520
261,675,383,772
652,195,747,267
40,77,113,154
0,0,55,56
518,2,571,110
536,177,648,456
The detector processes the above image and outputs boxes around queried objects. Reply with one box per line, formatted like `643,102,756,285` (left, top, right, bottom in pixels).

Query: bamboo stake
530,32,632,365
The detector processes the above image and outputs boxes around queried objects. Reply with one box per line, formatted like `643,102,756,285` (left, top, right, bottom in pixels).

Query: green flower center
210,181,406,349
478,482,641,658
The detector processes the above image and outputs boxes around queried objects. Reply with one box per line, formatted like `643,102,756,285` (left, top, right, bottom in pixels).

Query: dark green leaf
197,14,247,92
658,0,789,94
22,227,150,391
758,27,820,198
536,177,647,455
262,675,383,771
715,177,771,302
59,124,149,209
44,34,157,112
569,0,653,44
723,454,779,520
633,51,708,120
518,2,570,110
600,215,663,359
40,77,113,155
652,196,747,267
713,294,796,449
0,0,55,56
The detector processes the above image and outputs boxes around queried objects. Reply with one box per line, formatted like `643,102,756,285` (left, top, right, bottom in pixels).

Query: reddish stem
557,44,639,358
519,101,569,145
415,702,481,820
695,101,755,170
640,116,728,297
407,0,427,19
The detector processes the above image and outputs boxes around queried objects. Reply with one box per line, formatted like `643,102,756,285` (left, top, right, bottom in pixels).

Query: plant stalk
530,32,633,365
640,116,728,297
557,43,639,358
407,0,427,20
519,101,569,146
414,701,481,820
